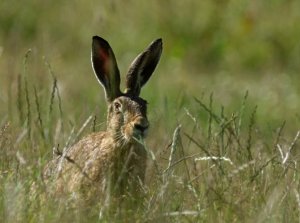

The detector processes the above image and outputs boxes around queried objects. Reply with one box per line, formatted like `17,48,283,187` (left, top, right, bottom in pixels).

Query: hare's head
91,36,162,144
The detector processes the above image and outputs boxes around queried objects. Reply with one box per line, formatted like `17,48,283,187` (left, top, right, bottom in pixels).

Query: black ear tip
92,36,109,46
149,38,163,52
154,38,163,47
93,35,102,41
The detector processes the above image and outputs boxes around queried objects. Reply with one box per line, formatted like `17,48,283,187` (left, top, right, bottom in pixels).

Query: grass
1,0,300,222
1,64,300,222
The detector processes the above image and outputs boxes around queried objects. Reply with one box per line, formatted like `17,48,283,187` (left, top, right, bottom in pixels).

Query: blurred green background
1,0,300,132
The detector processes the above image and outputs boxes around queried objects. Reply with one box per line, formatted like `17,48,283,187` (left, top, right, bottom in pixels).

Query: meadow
1,0,300,222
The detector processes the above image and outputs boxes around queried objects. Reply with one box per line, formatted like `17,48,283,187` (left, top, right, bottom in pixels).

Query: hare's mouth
122,123,149,143
133,126,148,139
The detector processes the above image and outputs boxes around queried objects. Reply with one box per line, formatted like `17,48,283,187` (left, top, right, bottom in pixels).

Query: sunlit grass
2,56,300,221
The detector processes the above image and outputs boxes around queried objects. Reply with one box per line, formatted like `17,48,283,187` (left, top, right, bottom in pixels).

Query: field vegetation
1,0,300,222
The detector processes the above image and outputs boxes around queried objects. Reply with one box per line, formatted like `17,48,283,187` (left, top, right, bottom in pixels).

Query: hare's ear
125,38,162,96
91,36,121,102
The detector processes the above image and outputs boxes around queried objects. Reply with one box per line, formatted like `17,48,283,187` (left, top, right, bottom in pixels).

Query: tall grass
1,52,300,222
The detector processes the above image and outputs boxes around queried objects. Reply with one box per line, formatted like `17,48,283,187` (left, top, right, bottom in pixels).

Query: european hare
43,36,162,203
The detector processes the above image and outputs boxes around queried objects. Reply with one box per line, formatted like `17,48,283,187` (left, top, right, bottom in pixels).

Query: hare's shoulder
67,131,113,160
63,132,117,184
43,131,110,179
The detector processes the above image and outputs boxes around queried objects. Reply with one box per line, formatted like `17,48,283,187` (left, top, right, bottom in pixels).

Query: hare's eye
114,102,122,111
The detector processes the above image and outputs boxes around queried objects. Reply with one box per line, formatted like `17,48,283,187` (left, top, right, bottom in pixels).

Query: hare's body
43,36,162,202
44,132,146,200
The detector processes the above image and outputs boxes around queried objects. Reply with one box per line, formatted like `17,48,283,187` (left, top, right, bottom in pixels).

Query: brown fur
43,36,162,203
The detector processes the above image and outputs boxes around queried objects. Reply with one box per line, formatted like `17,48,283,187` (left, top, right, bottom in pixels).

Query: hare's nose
133,118,149,134
134,123,148,133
